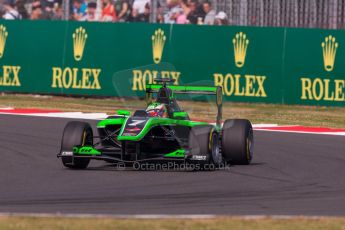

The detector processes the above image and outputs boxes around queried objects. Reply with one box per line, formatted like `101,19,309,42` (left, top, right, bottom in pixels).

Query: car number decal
128,120,146,127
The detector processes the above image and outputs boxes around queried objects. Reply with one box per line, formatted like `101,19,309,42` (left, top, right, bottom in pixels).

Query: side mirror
173,111,188,119
117,110,130,116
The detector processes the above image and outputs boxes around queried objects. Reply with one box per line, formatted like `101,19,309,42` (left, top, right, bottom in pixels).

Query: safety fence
215,0,345,29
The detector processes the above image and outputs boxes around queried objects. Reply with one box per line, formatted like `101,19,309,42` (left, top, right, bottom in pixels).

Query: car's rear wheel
60,121,92,169
188,126,222,169
221,119,253,165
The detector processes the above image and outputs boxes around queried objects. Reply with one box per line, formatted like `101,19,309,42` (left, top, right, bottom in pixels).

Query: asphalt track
0,114,344,216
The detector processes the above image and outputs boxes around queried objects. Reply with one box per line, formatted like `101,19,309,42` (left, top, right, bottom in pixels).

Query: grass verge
0,94,344,128
0,216,345,230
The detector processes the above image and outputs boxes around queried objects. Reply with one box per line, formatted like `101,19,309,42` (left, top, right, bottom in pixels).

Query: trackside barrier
0,20,344,106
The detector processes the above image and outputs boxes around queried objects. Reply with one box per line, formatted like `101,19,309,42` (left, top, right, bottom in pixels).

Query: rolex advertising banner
0,20,344,106
169,26,284,103
284,29,345,105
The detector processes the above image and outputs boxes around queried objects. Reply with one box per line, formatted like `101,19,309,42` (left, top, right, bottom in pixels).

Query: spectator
16,0,28,19
130,2,149,22
132,0,149,15
186,0,199,24
115,0,131,22
41,0,56,19
51,2,63,20
81,2,100,21
2,0,22,19
101,0,117,21
156,3,164,23
30,2,43,20
72,0,87,20
137,2,150,22
203,0,215,25
0,4,4,18
176,0,189,24
214,11,228,25
164,0,181,24
129,8,137,21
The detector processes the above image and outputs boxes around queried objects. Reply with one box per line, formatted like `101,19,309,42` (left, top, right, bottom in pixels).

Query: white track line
255,129,345,136
0,112,109,120
0,213,343,219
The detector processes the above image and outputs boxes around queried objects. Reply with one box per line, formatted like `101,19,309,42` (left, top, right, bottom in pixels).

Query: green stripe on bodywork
164,149,185,158
73,146,101,155
97,117,126,128
117,117,209,141
117,110,130,116
172,111,188,119
147,85,218,93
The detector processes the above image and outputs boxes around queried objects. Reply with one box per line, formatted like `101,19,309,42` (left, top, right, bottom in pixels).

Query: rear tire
221,119,254,165
60,121,92,169
188,126,222,169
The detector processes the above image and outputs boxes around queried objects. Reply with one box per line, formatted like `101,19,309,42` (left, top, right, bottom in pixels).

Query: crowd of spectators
163,0,227,25
0,0,229,25
1,0,63,20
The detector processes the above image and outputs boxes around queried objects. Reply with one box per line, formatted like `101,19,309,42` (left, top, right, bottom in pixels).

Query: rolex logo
321,35,338,72
152,29,166,64
233,32,249,68
73,27,88,61
0,25,8,59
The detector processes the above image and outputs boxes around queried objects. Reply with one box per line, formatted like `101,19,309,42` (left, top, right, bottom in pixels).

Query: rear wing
146,84,223,127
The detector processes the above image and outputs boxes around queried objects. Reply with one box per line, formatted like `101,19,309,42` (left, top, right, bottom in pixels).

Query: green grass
0,217,345,230
0,94,344,128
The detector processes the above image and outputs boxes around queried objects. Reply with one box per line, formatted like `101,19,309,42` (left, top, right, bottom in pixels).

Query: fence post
150,0,158,23
329,0,338,29
63,0,70,20
239,0,247,26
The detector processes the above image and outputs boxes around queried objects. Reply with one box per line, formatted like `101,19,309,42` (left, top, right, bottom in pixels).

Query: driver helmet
146,103,167,117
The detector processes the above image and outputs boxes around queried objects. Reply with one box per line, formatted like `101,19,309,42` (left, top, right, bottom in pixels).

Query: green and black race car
57,79,254,169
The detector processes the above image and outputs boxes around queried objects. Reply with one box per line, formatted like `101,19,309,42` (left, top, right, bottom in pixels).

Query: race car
57,78,254,169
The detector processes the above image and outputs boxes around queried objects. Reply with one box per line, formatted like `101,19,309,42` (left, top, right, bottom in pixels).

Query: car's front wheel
188,126,222,169
60,121,93,169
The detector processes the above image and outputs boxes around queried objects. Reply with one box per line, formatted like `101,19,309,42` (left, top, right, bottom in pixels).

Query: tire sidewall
61,121,93,169
221,119,253,165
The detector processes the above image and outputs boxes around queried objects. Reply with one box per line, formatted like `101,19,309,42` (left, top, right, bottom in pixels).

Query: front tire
60,121,93,169
188,126,222,168
221,119,254,165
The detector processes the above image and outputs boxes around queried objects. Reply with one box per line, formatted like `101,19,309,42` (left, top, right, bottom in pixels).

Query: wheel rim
83,128,93,146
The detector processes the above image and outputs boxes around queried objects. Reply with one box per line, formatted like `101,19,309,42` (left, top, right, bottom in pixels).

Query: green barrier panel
0,20,344,106
284,28,345,106
0,20,66,94
170,26,284,103
0,21,174,98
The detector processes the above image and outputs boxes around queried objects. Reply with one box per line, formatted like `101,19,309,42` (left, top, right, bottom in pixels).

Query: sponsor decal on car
192,155,207,160
122,132,137,136
121,117,148,136
61,151,73,156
